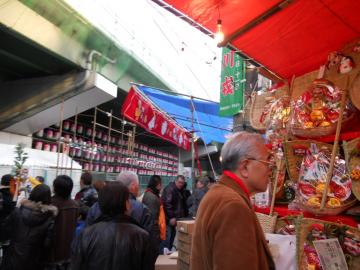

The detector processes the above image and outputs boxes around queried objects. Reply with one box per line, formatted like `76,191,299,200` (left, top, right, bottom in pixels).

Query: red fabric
165,0,281,40
255,205,358,228
163,0,360,79
297,131,360,143
223,170,250,199
121,86,191,150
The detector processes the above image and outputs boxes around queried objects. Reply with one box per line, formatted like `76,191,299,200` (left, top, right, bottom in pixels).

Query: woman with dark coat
1,184,58,270
142,175,162,220
71,182,151,270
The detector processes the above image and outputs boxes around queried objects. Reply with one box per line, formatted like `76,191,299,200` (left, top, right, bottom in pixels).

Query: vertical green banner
219,47,245,116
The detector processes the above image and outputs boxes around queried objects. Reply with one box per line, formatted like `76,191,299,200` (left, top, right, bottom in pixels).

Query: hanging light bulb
214,19,224,44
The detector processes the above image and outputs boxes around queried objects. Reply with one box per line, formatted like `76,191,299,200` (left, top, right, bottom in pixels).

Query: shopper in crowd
92,180,106,193
187,176,210,217
161,175,188,251
36,176,45,184
74,172,97,208
1,184,58,270
46,175,78,270
142,175,162,220
75,205,88,237
190,132,275,270
71,182,151,270
0,175,16,242
142,175,166,250
86,171,159,269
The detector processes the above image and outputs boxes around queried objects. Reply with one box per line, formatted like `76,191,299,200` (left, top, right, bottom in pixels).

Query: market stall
153,1,360,269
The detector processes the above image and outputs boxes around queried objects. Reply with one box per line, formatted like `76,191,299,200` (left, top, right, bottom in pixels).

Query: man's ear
238,160,249,178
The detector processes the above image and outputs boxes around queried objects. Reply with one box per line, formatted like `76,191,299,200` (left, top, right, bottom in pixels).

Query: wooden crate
177,240,191,253
177,232,192,244
178,250,190,264
177,220,195,234
177,259,190,270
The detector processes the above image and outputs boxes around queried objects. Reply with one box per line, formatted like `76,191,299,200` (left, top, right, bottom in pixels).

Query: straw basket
255,160,285,234
343,137,360,200
289,68,355,139
284,140,335,182
275,215,299,234
290,114,355,139
291,70,319,100
256,212,278,234
249,84,289,131
298,198,357,216
297,218,360,270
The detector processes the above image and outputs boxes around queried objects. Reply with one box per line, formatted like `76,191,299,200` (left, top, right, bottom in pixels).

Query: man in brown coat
190,132,275,270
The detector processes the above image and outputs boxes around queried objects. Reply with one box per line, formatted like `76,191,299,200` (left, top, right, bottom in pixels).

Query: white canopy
0,143,82,170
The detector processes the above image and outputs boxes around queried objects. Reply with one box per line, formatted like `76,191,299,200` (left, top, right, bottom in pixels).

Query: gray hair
221,132,264,171
116,171,139,188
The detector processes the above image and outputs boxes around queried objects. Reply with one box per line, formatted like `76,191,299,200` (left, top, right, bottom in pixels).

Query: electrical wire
190,98,217,178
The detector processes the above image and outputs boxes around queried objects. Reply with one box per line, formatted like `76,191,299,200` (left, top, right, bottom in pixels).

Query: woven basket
289,66,356,139
343,137,360,200
284,140,336,182
290,114,355,139
256,212,278,234
291,70,319,100
249,84,289,131
298,198,357,216
297,218,360,270
275,215,299,234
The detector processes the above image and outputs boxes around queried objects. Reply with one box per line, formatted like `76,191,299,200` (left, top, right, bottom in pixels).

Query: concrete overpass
0,0,173,137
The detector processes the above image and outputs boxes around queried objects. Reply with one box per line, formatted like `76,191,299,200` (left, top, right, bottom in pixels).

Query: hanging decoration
121,86,191,151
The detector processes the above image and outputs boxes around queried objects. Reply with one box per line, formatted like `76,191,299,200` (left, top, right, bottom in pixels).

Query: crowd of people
0,131,277,270
0,166,214,270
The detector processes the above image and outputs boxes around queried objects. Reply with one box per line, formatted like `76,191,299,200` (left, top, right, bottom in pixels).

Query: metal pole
70,107,78,177
106,110,113,175
56,99,64,177
190,97,196,184
90,107,97,172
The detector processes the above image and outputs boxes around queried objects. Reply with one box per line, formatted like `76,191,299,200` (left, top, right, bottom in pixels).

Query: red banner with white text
121,87,191,151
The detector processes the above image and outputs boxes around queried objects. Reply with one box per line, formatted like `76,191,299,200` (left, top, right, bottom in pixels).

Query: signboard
121,87,191,151
313,238,348,270
219,47,246,116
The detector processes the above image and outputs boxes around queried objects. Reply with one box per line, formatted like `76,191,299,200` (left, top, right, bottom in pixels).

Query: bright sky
65,0,223,102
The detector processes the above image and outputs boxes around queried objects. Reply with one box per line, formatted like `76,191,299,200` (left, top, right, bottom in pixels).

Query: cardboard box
177,232,192,244
155,255,177,270
177,220,195,234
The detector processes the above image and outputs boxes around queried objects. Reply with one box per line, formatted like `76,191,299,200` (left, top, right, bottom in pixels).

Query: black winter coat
187,187,209,217
0,188,15,241
1,199,58,270
143,189,160,221
161,182,188,222
71,214,152,270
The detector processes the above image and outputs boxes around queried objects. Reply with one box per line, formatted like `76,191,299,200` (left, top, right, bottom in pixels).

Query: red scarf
223,170,250,199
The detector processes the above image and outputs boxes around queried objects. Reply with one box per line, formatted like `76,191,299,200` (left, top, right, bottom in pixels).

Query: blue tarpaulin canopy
135,84,233,144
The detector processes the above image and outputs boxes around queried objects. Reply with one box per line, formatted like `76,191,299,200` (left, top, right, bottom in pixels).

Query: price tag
313,238,348,270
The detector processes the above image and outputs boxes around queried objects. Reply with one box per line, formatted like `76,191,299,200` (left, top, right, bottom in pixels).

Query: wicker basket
291,70,319,100
275,215,299,234
343,137,360,200
291,115,355,139
298,198,357,216
256,212,278,234
297,218,360,270
249,84,289,131
284,140,336,182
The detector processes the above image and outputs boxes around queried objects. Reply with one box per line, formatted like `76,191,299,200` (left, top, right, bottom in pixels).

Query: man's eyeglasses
246,158,276,169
